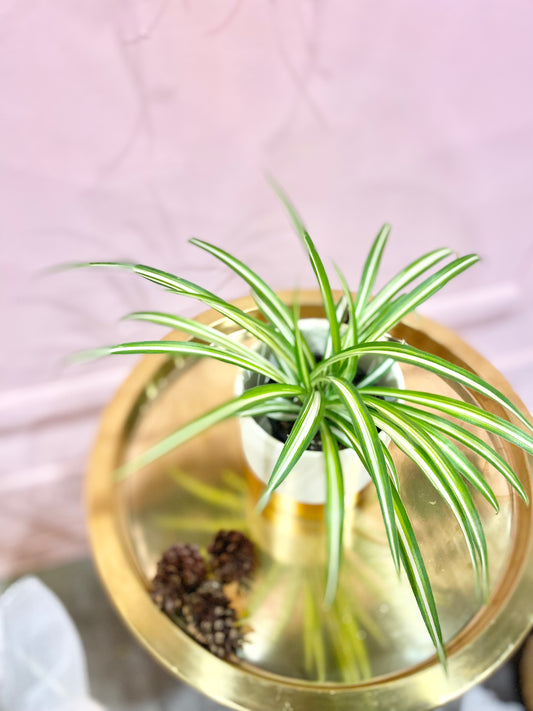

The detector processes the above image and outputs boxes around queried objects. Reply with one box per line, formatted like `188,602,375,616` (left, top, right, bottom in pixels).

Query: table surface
2,558,525,711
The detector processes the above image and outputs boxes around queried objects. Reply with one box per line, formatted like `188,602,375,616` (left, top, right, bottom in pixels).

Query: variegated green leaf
325,411,363,453
392,487,446,667
323,376,400,573
355,357,396,388
68,261,299,379
252,288,315,369
426,429,499,511
358,247,453,330
367,398,489,598
362,386,533,466
257,390,324,510
334,293,349,328
188,237,295,342
393,402,528,502
123,311,286,380
324,409,443,661
243,401,300,420
334,263,359,381
354,224,390,321
316,341,533,433
271,180,341,355
291,299,311,389
380,439,400,491
320,422,344,605
115,383,303,479
74,339,287,383
326,409,400,491
360,254,480,342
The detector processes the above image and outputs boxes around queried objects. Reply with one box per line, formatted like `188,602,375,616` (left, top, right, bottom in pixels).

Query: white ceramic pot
236,319,405,505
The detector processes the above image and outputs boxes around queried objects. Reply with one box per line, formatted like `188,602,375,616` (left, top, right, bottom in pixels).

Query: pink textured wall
2,1,533,573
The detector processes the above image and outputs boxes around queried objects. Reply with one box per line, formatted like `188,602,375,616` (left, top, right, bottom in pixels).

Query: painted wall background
2,0,533,574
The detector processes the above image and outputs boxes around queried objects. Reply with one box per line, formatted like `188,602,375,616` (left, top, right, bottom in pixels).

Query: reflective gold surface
87,293,533,710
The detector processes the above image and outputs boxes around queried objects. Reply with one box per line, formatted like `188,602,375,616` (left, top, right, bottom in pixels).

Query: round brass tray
87,292,533,711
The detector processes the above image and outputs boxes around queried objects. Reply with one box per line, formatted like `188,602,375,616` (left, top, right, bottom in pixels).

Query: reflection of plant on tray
69,185,533,665
155,467,431,681
157,468,388,680
156,468,247,533
246,559,386,682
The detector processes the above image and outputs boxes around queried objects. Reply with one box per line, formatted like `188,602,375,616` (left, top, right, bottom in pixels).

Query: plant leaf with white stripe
291,299,311,389
123,311,286,380
325,409,444,662
326,409,400,490
334,263,358,380
115,383,304,479
321,422,344,606
74,340,288,383
358,247,453,330
360,254,480,342
323,376,400,573
258,390,324,510
189,237,295,344
354,224,390,321
392,487,446,667
68,261,298,379
316,341,533,433
361,386,533,472
271,181,341,356
426,429,499,511
355,357,396,389
393,402,527,502
367,399,489,599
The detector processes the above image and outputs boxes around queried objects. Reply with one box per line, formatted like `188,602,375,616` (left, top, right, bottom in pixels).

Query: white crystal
0,576,106,711
460,685,524,711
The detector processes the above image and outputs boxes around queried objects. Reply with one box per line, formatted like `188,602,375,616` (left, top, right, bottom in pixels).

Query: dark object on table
149,532,255,660
208,529,257,584
182,579,245,659
150,543,207,616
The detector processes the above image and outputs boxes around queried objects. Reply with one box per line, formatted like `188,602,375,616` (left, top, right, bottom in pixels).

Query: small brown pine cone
208,530,257,585
150,543,207,616
150,580,185,618
182,580,244,660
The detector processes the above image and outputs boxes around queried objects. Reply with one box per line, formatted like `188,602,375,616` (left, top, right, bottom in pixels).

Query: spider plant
70,188,533,665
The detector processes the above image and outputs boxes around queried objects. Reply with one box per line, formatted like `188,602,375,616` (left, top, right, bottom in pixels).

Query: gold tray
87,292,533,710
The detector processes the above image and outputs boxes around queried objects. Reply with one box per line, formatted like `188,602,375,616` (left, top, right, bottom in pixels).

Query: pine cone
182,580,244,660
208,530,257,584
150,543,207,616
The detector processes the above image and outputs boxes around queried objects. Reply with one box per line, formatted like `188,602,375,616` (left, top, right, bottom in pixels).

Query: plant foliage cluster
73,188,533,664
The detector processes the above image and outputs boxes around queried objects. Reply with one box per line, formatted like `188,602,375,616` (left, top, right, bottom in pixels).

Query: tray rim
87,291,533,711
